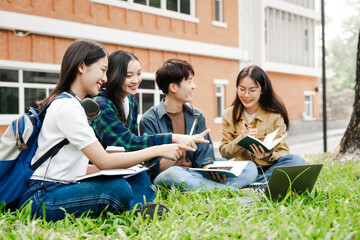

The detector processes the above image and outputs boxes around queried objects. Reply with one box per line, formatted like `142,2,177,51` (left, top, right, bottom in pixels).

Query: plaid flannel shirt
90,91,172,151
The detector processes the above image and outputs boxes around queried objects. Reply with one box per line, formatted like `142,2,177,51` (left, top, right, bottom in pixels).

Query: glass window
0,69,18,83
134,0,146,4
139,80,155,89
216,95,222,118
167,0,190,14
23,71,59,84
25,88,46,109
0,87,19,114
167,0,177,12
0,68,58,118
180,0,190,14
215,85,224,118
134,79,162,118
135,92,155,114
150,0,161,7
214,0,222,21
142,93,154,114
135,0,161,8
304,94,313,120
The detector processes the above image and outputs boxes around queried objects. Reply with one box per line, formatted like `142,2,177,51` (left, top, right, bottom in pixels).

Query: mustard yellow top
219,106,289,166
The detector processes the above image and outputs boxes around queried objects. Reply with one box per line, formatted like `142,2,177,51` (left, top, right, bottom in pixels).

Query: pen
189,118,197,135
189,107,201,135
243,121,249,130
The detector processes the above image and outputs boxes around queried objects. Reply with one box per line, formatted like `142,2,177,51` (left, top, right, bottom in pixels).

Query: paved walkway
213,128,346,157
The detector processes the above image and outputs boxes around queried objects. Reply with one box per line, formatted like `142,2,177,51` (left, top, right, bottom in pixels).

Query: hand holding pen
241,121,257,138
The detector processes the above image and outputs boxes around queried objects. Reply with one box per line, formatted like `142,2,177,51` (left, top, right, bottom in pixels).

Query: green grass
1,154,360,239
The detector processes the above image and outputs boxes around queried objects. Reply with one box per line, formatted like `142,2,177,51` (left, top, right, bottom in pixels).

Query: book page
190,161,248,178
76,164,147,181
210,161,248,177
262,128,280,147
270,132,288,149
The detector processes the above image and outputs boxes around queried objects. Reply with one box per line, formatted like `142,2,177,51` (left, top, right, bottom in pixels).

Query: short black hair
155,58,195,94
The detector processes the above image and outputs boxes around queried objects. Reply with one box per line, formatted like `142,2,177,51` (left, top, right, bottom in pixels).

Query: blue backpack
0,93,71,205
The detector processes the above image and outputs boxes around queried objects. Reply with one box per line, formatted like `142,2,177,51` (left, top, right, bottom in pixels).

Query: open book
237,128,287,153
189,161,249,178
76,164,148,181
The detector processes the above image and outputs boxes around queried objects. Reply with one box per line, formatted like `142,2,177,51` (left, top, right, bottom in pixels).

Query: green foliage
326,0,360,91
1,157,360,239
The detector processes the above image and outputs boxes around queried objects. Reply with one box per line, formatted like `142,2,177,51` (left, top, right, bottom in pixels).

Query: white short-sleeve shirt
31,93,98,183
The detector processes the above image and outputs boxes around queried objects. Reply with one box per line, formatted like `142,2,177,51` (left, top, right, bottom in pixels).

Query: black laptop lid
264,164,323,199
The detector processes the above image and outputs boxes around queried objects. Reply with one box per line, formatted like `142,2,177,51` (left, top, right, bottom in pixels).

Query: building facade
0,0,320,141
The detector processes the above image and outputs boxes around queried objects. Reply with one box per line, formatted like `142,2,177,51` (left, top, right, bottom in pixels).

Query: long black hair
37,39,107,109
231,65,289,130
104,50,139,124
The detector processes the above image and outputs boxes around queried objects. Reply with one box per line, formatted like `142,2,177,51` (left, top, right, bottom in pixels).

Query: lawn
1,154,360,240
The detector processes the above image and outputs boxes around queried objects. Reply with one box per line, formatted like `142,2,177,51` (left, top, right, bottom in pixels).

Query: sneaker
249,182,267,193
133,203,170,219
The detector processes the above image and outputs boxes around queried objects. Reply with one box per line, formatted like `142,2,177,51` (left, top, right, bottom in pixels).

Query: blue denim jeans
154,161,257,191
256,154,307,183
17,171,155,221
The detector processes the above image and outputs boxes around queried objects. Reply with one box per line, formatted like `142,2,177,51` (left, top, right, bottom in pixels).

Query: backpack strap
30,139,69,171
29,93,73,171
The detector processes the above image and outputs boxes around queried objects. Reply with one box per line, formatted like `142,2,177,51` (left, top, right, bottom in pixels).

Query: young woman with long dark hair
219,65,306,183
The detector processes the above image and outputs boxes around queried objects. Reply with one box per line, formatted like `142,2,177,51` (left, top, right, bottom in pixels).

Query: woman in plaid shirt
90,50,209,152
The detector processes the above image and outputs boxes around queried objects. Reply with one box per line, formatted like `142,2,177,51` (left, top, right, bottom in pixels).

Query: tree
329,31,360,161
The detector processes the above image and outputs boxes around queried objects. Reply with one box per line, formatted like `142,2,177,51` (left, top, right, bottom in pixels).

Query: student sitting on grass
17,39,197,221
90,50,209,153
140,58,258,191
219,65,306,183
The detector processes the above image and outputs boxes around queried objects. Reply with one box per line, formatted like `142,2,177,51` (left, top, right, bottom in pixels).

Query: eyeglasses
237,87,260,96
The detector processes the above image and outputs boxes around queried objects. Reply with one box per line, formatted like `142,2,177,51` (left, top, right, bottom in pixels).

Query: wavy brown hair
37,39,108,109
231,65,289,130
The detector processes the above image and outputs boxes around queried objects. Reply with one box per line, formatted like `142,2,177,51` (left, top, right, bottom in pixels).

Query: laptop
238,164,323,203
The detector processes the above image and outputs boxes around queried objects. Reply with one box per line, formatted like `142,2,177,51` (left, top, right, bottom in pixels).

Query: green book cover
237,128,287,153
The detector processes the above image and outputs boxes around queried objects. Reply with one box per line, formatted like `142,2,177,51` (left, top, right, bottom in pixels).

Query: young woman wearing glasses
219,65,306,183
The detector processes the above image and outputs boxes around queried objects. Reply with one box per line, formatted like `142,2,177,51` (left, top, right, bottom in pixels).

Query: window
213,79,228,123
211,0,227,28
303,91,315,120
0,67,58,124
214,0,222,22
166,0,190,14
134,75,163,120
91,0,198,22
216,85,224,117
134,0,161,8
0,69,19,114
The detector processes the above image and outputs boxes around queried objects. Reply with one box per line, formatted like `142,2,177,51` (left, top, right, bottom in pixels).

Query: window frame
213,79,228,124
303,90,315,120
133,72,162,122
0,61,163,125
91,0,199,23
0,61,59,125
211,0,227,28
